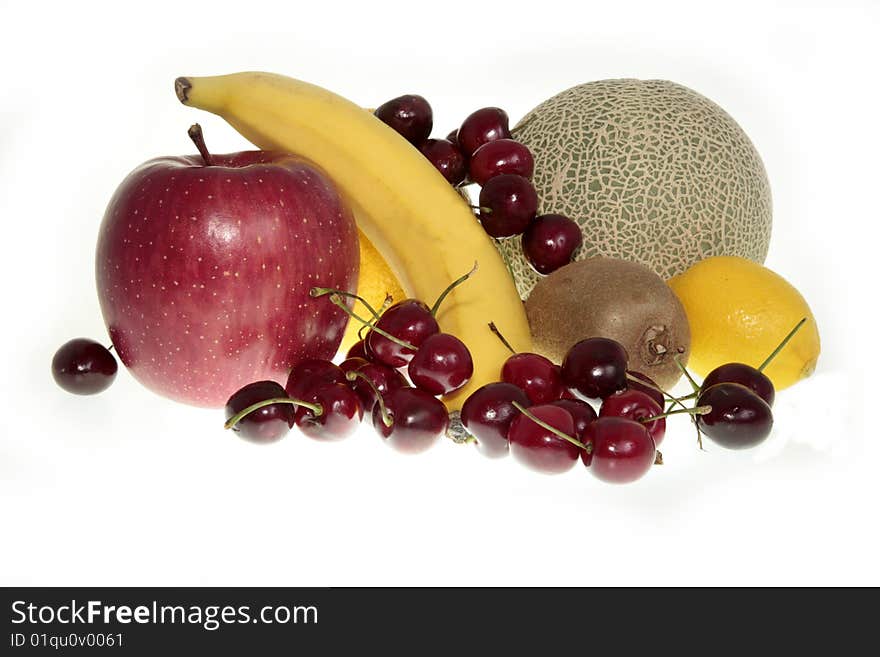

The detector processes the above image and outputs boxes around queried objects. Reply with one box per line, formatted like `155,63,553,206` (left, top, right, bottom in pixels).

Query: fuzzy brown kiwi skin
525,258,691,389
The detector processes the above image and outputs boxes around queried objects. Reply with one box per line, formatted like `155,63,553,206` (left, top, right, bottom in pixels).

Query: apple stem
511,401,590,453
327,293,417,351
488,321,517,354
345,370,393,427
640,405,711,424
188,123,214,166
654,451,664,465
311,286,383,321
224,397,322,431
430,262,478,316
758,317,807,372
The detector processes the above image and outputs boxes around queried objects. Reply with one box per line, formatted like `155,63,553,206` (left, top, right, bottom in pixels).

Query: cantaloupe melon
504,79,772,299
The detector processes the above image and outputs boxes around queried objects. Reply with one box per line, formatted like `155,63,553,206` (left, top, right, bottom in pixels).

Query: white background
1,0,877,586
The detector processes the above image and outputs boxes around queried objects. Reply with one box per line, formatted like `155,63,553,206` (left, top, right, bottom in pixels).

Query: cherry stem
511,401,590,452
641,405,712,423
430,262,478,316
674,356,701,393
311,286,382,321
224,397,322,430
488,321,516,354
327,294,417,351
357,323,371,342
624,373,702,446
356,294,394,341
650,380,705,450
625,373,690,407
663,392,699,413
345,371,392,427
758,317,807,372
469,204,492,214
663,396,705,449
187,123,214,166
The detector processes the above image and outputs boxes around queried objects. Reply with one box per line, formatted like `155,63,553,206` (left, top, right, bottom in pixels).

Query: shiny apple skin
96,151,359,407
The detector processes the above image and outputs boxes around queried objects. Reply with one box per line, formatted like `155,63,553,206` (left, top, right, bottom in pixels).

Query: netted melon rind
505,79,772,299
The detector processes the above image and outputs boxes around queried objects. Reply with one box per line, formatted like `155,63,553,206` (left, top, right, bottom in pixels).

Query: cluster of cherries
219,297,801,484
221,298,666,483
463,336,666,483
223,276,477,452
374,95,581,276
458,317,802,481
50,305,801,485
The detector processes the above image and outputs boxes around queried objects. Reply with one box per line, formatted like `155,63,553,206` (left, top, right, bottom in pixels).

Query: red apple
95,125,359,407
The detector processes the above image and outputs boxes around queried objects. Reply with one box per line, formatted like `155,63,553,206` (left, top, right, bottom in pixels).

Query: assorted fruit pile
51,71,823,485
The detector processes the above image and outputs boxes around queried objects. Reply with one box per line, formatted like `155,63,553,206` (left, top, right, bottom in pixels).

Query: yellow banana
175,72,532,410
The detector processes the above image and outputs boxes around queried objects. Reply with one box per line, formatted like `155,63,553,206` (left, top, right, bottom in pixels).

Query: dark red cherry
225,380,293,444
468,138,534,186
374,94,433,146
696,383,774,450
561,338,629,399
458,107,511,157
508,404,579,474
584,417,656,484
420,138,467,186
548,399,597,443
626,371,665,409
521,213,583,275
501,352,564,404
373,387,449,454
346,339,369,361
408,333,474,396
600,389,666,446
478,174,538,238
460,382,531,458
340,357,408,411
52,338,118,395
294,382,363,441
701,363,775,407
285,358,346,400
554,365,578,399
366,299,439,368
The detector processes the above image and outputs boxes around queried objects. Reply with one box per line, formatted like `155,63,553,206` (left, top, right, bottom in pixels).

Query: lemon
339,230,406,354
667,256,820,390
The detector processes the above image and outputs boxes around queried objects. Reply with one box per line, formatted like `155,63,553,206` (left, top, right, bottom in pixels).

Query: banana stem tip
175,77,192,104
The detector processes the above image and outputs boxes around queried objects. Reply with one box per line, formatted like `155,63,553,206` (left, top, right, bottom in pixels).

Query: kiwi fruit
525,257,690,389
